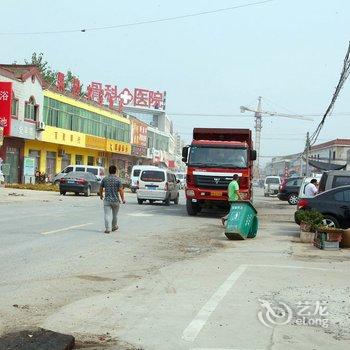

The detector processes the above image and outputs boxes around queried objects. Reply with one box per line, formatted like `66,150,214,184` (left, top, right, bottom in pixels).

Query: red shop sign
0,82,12,136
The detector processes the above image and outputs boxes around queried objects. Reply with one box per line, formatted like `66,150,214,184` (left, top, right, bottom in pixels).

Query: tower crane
240,97,313,178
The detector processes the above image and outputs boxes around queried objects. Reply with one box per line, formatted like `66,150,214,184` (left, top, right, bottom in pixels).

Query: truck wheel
60,191,66,196
138,199,143,205
288,193,298,205
186,199,198,216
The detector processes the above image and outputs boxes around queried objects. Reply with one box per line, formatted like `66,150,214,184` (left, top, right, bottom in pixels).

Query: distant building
264,138,350,178
309,139,350,167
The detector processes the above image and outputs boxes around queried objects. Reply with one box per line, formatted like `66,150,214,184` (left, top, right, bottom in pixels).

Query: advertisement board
0,82,12,136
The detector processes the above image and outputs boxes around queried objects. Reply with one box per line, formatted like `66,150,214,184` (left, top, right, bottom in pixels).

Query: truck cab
182,128,256,215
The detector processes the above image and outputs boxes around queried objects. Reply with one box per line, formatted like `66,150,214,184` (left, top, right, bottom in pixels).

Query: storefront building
0,65,44,183
25,89,131,180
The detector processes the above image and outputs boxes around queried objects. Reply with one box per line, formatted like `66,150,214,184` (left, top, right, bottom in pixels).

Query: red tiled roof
310,139,350,151
0,64,44,86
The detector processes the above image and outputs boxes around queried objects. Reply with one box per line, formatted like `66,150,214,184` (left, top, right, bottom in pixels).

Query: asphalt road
0,188,350,349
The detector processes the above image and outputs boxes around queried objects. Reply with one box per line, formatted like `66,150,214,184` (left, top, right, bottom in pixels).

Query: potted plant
295,209,324,243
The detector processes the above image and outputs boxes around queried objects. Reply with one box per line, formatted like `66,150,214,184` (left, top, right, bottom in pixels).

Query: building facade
25,89,132,180
0,65,44,183
309,139,350,167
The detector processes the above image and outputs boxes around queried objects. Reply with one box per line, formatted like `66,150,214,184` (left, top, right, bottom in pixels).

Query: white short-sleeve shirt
304,183,318,197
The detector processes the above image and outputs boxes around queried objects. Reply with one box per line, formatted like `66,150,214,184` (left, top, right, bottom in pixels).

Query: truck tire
186,199,198,216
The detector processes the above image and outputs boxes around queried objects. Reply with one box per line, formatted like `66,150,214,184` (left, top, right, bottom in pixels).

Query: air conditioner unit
36,121,46,131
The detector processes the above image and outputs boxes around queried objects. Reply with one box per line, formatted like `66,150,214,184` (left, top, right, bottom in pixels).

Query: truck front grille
194,175,233,189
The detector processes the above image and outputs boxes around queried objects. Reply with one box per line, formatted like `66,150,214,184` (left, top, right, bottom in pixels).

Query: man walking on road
221,173,242,226
304,178,318,198
99,165,126,234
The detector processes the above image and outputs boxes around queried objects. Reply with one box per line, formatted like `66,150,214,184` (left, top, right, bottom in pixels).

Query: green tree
24,52,57,85
24,52,83,94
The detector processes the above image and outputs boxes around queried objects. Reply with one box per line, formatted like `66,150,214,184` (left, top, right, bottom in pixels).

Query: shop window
75,155,83,165
87,156,94,166
11,94,19,117
25,96,39,121
46,152,57,181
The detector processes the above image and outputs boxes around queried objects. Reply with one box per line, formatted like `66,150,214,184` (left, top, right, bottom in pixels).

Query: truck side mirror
182,146,189,163
250,150,257,161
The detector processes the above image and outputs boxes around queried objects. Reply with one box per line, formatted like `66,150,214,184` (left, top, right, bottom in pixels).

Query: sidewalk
0,187,60,204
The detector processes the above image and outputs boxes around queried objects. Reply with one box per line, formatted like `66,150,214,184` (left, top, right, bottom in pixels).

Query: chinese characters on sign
0,82,13,136
86,82,166,110
56,72,81,97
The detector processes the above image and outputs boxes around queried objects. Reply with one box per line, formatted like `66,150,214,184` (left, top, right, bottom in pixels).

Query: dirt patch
75,275,115,282
74,334,140,349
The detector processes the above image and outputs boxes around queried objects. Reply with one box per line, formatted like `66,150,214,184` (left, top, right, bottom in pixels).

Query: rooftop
310,138,350,151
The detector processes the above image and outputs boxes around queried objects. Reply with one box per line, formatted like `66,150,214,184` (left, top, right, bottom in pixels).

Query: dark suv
277,177,303,205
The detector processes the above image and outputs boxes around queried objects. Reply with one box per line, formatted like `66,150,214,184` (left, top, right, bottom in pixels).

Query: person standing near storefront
99,165,126,234
221,174,242,226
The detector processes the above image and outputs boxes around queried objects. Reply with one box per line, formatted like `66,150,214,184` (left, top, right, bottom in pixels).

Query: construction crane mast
240,97,313,179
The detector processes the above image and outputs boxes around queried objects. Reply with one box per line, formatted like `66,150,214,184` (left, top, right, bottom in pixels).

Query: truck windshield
188,147,248,168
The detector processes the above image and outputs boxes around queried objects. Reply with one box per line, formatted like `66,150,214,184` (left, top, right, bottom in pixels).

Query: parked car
59,171,101,196
137,168,180,205
298,174,322,199
318,170,350,193
130,165,158,193
277,176,303,205
53,165,105,184
264,176,281,196
295,185,350,228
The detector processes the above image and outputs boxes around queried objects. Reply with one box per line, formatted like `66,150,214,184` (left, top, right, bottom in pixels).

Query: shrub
295,209,324,232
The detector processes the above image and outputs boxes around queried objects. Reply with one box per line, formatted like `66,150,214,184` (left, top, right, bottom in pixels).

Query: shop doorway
46,151,57,181
61,154,71,170
28,150,41,172
5,147,20,183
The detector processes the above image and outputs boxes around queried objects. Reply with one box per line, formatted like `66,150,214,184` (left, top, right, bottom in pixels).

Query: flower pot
300,230,315,243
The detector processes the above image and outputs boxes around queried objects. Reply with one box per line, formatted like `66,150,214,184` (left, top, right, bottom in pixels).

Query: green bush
295,209,324,232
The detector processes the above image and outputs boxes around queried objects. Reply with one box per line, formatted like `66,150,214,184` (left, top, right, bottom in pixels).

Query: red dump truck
182,128,256,215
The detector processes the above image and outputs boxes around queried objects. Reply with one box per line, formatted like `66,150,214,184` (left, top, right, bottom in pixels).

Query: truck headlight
186,189,195,197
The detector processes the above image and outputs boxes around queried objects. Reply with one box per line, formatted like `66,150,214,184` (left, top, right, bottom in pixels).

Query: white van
130,165,158,193
264,176,281,196
52,165,105,184
137,168,180,205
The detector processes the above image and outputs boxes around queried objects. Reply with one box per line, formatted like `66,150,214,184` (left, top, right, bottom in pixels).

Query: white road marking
127,213,154,217
40,223,92,235
182,265,247,342
182,263,333,343
247,264,335,271
190,348,264,350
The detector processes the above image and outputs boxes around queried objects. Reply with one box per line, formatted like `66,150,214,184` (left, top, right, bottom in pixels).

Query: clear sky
1,0,349,164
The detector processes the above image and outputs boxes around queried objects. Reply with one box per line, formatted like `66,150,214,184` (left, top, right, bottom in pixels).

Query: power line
0,0,275,36
309,42,350,146
168,112,350,118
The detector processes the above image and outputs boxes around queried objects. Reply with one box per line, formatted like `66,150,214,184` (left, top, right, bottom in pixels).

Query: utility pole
254,96,262,179
305,132,310,176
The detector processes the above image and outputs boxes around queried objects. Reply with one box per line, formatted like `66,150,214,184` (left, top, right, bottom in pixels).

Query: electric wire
0,0,275,36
